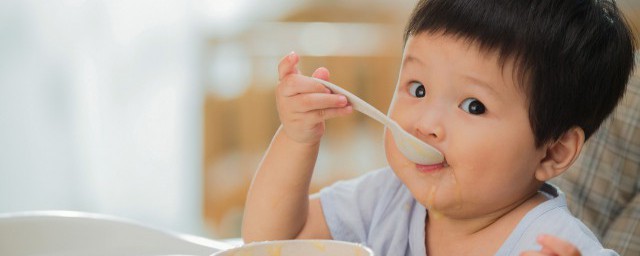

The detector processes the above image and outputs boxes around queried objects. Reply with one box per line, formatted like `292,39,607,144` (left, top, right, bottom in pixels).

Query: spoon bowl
312,78,444,165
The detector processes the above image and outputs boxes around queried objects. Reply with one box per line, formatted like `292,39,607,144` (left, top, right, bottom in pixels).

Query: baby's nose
415,109,446,142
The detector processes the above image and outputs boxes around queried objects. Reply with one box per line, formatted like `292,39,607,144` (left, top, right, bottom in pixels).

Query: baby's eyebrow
462,74,500,98
403,55,425,67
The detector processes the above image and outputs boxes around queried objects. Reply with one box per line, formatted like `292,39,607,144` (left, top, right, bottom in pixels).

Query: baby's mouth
416,158,449,172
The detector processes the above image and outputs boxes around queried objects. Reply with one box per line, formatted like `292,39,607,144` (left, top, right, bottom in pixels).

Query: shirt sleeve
501,186,621,256
318,167,399,243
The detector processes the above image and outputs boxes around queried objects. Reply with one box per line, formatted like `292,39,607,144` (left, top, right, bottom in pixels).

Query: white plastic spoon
311,77,444,165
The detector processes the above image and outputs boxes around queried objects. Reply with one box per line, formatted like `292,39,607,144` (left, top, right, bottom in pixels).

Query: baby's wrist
279,127,322,149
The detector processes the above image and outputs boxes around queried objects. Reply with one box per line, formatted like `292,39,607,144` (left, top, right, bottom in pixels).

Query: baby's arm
241,52,352,242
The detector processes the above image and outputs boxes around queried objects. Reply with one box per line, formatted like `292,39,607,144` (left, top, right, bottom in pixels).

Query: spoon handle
311,78,392,126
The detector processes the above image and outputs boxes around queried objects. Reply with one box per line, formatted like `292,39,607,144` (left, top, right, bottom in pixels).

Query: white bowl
211,239,373,256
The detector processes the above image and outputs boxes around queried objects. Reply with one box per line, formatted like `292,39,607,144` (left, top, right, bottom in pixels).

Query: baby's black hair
405,0,636,146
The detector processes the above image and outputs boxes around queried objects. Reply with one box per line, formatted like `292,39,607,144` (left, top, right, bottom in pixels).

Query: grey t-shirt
319,167,617,256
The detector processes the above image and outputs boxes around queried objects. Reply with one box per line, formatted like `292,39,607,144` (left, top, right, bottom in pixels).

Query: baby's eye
408,82,426,98
459,98,486,115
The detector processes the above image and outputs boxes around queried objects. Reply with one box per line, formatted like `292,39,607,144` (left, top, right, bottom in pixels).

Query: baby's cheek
383,130,397,159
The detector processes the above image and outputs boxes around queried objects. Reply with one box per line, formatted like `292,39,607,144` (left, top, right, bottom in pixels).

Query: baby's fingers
520,251,552,256
311,67,330,81
279,77,331,97
290,93,348,113
278,52,300,81
318,105,353,120
536,235,581,256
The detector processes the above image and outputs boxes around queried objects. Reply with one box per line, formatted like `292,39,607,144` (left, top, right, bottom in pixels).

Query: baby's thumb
278,52,300,81
312,67,330,81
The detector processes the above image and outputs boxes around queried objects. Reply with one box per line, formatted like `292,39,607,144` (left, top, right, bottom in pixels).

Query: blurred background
0,0,638,239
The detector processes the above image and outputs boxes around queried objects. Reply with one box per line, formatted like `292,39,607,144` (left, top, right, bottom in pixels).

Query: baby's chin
402,170,464,214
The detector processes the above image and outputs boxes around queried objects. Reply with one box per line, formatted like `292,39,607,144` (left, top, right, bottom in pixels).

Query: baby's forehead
403,33,530,95
405,32,517,65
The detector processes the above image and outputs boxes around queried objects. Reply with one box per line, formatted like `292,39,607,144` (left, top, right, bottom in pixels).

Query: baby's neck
425,191,547,256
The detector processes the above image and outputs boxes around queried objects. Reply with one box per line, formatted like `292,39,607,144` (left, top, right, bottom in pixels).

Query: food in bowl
211,239,373,256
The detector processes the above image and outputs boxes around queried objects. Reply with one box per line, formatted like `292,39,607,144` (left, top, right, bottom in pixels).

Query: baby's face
384,32,547,218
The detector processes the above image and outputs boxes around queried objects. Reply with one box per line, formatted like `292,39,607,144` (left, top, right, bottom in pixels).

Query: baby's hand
276,52,352,145
520,235,581,256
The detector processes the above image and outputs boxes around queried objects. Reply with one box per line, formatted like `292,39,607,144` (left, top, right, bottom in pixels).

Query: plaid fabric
552,54,640,256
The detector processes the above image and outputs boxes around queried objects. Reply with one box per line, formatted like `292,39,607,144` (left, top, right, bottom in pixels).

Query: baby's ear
535,127,585,181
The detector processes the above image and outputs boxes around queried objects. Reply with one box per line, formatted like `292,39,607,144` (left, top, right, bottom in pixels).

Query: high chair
553,55,640,255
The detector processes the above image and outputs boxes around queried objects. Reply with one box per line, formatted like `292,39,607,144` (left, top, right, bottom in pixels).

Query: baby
242,0,636,255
